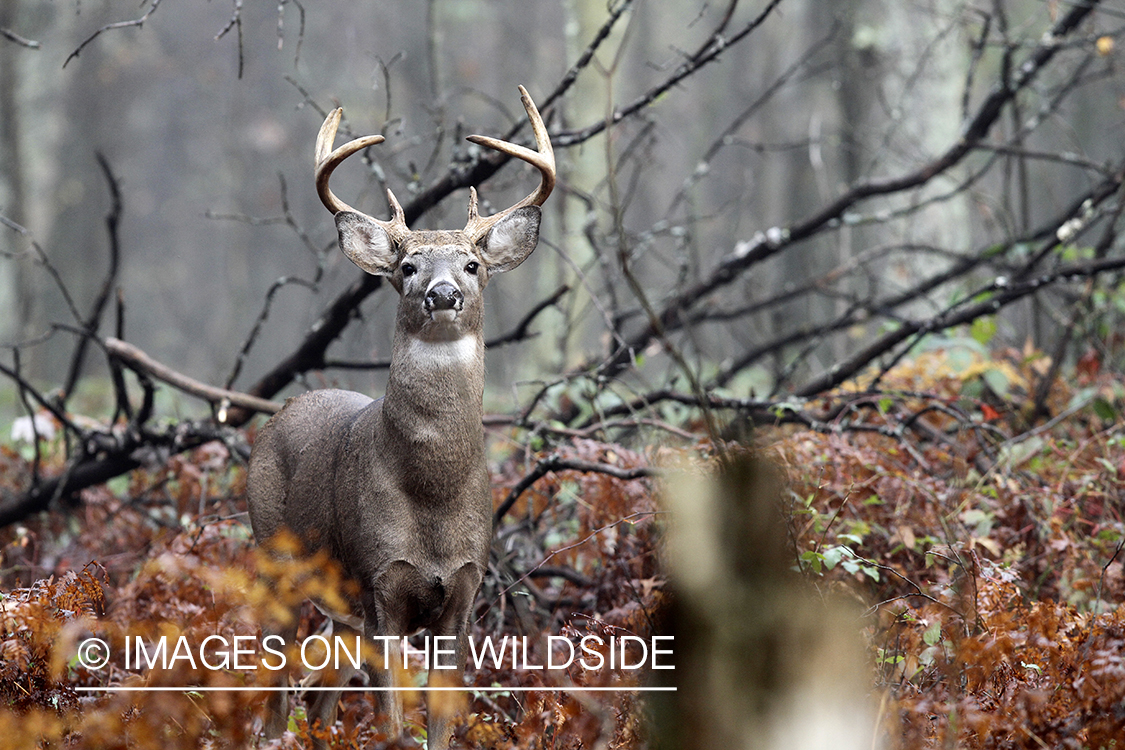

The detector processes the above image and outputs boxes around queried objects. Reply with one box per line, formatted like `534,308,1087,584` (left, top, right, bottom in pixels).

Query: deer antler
314,108,410,242
462,85,555,243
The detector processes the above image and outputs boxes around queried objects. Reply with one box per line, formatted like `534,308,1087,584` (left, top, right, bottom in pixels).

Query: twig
225,274,318,383
214,0,244,79
222,273,384,426
493,454,656,527
0,27,40,49
63,153,122,403
485,284,570,348
487,414,698,442
0,216,86,327
1090,537,1125,618
220,175,326,389
278,0,306,65
64,0,163,68
0,358,84,442
11,351,43,491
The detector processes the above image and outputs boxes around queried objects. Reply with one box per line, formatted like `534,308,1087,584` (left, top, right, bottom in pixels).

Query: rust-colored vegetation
2,342,1125,748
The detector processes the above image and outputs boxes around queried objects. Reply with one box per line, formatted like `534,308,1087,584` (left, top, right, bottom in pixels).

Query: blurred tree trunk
831,0,970,341
655,456,876,750
0,1,83,377
0,0,30,347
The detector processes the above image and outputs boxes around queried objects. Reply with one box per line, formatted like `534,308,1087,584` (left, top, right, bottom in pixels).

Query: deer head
314,84,554,312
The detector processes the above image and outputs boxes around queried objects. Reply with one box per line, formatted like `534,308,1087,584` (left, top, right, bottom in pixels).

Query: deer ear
480,206,541,274
336,211,397,275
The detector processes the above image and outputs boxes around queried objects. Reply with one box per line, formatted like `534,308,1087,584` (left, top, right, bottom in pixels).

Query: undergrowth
1,338,1124,747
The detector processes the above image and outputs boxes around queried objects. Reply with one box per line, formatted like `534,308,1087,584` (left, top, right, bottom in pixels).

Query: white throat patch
406,336,480,367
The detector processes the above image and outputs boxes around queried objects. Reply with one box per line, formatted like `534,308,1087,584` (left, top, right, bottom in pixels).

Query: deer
246,86,554,750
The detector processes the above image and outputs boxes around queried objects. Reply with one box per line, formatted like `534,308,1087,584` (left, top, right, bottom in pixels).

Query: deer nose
425,281,463,312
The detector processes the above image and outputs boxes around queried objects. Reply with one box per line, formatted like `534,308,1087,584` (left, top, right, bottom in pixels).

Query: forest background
2,0,1125,747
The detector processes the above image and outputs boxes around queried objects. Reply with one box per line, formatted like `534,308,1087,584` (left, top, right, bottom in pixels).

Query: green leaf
821,546,846,570
799,550,823,574
1093,397,1117,422
982,367,1010,397
970,316,997,346
922,620,942,646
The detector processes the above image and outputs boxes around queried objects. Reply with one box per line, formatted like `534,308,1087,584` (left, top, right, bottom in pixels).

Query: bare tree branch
63,153,122,403
597,0,1102,381
797,253,1125,397
105,338,283,417
705,161,1125,391
214,0,245,79
551,0,787,149
64,0,163,69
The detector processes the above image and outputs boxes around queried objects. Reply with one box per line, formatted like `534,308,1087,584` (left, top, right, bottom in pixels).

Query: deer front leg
363,573,416,746
304,618,361,749
363,620,405,745
262,615,299,739
427,563,483,750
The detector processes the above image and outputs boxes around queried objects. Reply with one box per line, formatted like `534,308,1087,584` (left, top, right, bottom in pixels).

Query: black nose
425,281,463,312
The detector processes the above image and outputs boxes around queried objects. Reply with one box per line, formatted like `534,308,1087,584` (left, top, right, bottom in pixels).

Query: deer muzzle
424,281,464,318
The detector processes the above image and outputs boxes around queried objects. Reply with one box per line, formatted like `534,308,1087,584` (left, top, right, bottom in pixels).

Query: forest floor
1,339,1124,748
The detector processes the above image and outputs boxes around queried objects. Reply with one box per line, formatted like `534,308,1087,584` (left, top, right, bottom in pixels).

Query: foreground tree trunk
655,455,876,750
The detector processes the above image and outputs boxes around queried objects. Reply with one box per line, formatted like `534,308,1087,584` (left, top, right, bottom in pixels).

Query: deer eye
400,262,417,277
465,261,480,275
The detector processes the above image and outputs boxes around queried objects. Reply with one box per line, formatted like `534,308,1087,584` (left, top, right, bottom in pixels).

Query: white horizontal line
74,685,676,693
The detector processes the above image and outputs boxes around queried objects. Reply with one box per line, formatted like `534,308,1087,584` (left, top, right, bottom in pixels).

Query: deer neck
379,330,486,471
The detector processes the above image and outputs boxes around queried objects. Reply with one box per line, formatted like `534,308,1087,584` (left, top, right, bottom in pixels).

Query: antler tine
314,108,409,238
463,85,555,242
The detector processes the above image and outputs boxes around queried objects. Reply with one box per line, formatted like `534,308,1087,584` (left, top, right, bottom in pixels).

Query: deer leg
426,563,482,750
304,618,360,748
364,606,405,744
262,615,299,739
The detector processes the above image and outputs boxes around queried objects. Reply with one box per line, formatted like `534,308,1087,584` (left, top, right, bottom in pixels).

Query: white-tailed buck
247,86,554,749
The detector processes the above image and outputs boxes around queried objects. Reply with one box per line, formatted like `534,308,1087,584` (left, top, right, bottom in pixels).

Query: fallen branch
105,338,282,418
0,418,235,528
